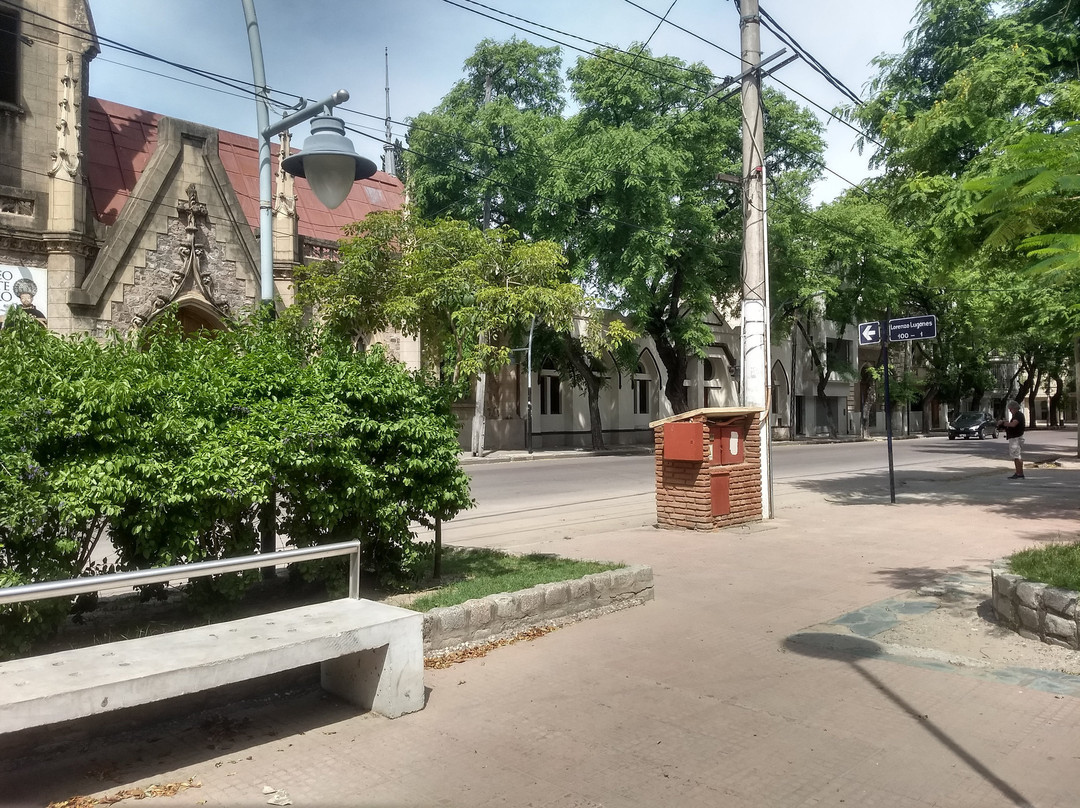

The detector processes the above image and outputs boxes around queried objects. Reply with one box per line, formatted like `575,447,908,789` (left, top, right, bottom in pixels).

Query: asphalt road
772,427,1077,482
445,429,1079,551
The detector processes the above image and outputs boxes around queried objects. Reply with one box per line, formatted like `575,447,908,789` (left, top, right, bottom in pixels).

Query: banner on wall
0,265,48,328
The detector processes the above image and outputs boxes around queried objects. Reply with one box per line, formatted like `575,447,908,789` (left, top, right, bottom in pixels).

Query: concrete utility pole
739,0,774,518
471,71,496,457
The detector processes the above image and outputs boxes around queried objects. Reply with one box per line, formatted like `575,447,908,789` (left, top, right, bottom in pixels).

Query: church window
0,10,18,108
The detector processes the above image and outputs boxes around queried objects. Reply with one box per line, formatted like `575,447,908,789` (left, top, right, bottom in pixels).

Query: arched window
539,357,562,415
633,362,650,415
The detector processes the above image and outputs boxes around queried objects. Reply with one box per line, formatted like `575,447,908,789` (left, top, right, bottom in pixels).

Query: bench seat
0,598,424,733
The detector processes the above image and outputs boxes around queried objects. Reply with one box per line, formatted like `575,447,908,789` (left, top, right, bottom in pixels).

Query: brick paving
5,449,1080,807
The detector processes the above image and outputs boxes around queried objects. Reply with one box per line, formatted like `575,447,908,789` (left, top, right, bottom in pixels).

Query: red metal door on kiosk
711,424,745,465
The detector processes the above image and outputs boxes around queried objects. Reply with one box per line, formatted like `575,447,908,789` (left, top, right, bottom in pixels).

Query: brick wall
654,414,763,530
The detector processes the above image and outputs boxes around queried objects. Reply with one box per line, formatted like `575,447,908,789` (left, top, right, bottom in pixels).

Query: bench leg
321,631,425,718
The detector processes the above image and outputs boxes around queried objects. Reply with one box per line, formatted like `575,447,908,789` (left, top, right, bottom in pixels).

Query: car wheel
948,434,956,440
977,428,984,439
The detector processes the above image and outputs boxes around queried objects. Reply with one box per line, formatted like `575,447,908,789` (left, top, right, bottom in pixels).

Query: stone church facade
0,0,405,341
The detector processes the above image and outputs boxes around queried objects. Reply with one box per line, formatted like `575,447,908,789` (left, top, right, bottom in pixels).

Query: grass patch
1008,542,1080,591
408,547,622,612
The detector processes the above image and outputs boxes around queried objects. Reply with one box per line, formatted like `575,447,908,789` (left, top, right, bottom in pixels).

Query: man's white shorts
1008,437,1025,460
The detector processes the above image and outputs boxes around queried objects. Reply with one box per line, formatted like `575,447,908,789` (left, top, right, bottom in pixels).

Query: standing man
997,400,1026,479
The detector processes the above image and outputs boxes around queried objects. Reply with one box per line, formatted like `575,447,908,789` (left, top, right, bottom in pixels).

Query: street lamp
242,0,377,306
282,113,376,210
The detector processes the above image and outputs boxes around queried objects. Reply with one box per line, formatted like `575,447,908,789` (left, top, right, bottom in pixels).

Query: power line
438,0,712,92
765,71,884,153
758,6,863,106
619,0,741,61
94,56,266,107
610,0,680,88
3,0,304,114
0,159,401,228
9,0,892,225
448,0,723,81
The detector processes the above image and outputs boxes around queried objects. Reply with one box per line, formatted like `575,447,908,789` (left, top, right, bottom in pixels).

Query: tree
528,313,638,450
968,122,1080,280
405,39,643,446
849,0,1080,415
550,46,825,413
295,210,583,389
776,192,922,436
405,37,564,234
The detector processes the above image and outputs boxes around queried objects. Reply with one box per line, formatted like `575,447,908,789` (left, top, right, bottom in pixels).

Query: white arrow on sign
859,322,880,345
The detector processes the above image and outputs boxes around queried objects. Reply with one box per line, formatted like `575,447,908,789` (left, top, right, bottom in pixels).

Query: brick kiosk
651,407,765,530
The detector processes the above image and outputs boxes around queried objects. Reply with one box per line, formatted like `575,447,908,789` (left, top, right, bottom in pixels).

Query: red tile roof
85,98,404,241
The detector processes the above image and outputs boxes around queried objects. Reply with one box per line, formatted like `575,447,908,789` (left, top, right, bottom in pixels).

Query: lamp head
280,115,377,209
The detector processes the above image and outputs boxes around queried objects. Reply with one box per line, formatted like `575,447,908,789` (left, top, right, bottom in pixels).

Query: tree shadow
870,564,989,591
782,464,1080,522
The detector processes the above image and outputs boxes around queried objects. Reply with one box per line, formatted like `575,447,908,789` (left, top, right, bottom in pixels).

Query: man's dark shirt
1005,411,1026,439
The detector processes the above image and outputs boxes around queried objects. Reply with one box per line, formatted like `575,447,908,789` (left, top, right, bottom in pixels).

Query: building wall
2,0,406,346
0,0,98,334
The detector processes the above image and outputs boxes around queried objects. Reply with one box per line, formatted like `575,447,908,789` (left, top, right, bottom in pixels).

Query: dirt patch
875,585,1080,675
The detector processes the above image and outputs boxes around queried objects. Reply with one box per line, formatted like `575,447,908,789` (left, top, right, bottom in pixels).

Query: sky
82,0,923,205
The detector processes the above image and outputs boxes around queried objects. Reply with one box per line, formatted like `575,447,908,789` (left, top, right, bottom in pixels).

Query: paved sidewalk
6,454,1080,806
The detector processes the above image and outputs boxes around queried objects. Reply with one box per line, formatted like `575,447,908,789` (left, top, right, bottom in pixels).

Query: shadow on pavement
784,632,1036,808
782,464,1080,522
870,564,987,591
0,685,357,808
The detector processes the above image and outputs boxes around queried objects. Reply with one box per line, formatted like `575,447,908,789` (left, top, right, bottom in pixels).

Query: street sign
888,314,937,342
857,315,937,345
858,321,880,345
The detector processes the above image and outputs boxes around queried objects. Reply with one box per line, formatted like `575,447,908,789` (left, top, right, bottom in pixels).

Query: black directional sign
888,315,937,342
858,321,880,346
858,315,937,345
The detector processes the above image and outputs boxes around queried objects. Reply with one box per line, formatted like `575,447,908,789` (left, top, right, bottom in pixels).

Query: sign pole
882,307,896,504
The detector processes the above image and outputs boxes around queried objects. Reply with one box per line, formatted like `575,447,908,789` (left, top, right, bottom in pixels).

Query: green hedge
0,309,471,655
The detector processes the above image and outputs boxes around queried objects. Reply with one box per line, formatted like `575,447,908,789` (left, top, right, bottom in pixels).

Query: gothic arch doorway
177,303,225,337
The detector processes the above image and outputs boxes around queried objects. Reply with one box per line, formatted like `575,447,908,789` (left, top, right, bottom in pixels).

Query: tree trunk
565,342,606,451
920,386,938,435
969,384,984,412
816,372,837,437
1023,368,1042,428
653,338,690,414
1049,373,1064,427
586,383,604,450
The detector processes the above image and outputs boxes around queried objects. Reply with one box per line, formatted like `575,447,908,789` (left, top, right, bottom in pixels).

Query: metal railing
0,541,363,607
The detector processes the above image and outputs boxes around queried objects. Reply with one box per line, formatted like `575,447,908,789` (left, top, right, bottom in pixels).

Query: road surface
442,429,1078,551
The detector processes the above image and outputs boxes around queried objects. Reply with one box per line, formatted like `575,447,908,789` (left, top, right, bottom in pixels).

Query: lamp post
242,0,377,562
242,0,376,306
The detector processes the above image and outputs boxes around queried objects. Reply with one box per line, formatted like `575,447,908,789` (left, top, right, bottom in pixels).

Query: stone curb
421,565,654,655
991,565,1080,650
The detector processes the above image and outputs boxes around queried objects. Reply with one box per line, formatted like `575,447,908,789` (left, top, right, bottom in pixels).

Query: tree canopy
846,0,1080,417
294,210,583,388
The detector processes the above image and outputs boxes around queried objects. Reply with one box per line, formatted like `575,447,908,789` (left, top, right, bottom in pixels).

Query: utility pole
471,71,496,457
738,0,773,518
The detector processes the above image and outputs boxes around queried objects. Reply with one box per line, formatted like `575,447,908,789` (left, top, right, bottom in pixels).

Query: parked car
948,411,998,440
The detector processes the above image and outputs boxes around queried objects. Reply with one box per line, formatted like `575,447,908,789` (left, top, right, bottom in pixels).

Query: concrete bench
0,542,425,734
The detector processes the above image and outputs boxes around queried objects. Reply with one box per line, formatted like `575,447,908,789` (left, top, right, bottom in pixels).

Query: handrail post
349,541,361,599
